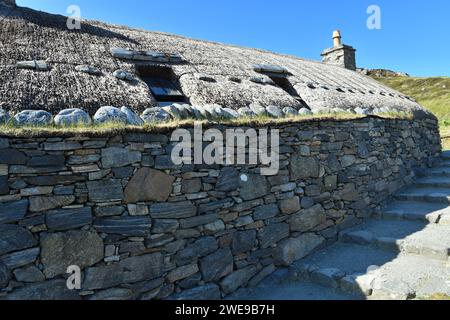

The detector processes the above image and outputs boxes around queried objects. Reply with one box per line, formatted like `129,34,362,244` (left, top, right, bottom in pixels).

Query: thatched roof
0,3,430,118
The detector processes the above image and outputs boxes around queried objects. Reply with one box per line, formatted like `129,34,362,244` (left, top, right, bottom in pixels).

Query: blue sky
18,0,450,77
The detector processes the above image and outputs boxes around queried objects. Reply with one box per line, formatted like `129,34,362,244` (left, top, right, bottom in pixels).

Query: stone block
40,231,104,278
0,199,28,224
87,180,124,202
0,224,37,256
276,233,325,266
124,168,174,203
150,201,197,219
46,207,93,231
199,248,234,282
101,147,141,168
290,155,319,179
220,265,258,294
258,223,289,249
289,204,326,232
94,216,151,237
83,253,163,290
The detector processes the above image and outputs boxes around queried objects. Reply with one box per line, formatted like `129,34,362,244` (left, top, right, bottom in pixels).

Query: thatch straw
0,3,430,118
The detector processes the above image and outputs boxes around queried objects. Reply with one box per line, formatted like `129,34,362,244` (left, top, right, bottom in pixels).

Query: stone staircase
232,151,450,300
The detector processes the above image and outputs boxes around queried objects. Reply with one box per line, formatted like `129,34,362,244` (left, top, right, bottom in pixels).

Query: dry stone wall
0,117,441,300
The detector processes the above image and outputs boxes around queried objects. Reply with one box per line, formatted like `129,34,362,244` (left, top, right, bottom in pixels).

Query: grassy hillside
373,76,450,149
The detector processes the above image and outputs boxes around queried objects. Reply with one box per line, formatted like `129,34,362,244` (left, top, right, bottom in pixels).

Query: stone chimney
1,0,16,6
321,30,356,71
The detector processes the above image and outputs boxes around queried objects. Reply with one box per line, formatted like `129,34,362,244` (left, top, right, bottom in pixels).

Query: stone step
378,200,448,223
426,167,450,177
227,269,358,300
442,151,450,160
291,243,398,298
395,187,450,204
341,219,450,261
439,160,450,167
415,176,450,188
369,254,450,300
290,242,450,299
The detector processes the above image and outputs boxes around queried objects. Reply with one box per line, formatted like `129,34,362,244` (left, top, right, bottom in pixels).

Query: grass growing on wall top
0,112,416,137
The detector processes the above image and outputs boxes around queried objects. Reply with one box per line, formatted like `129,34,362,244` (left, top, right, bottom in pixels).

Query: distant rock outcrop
357,68,410,78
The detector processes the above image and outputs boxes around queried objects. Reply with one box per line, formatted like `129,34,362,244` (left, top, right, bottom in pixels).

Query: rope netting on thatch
0,4,428,117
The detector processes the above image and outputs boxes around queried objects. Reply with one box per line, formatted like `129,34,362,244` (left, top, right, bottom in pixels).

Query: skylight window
137,66,187,105
253,64,310,108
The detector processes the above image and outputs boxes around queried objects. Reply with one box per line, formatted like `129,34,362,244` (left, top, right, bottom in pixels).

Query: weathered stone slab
216,167,239,192
27,155,65,168
0,262,10,288
9,165,66,174
0,224,37,255
170,284,221,300
310,268,345,289
94,205,124,217
123,133,169,144
1,247,40,269
145,234,174,248
41,231,104,278
101,147,141,168
232,230,257,254
258,223,289,249
0,138,9,149
180,213,218,229
150,201,197,219
0,176,8,195
279,196,300,215
124,168,174,203
181,178,202,194
276,233,325,266
199,248,233,282
46,207,93,231
43,141,82,151
113,166,134,179
290,155,320,179
83,253,163,290
87,180,124,202
155,155,181,170
88,288,136,300
13,265,45,283
340,183,360,201
239,174,269,200
220,265,258,294
167,263,199,283
0,149,26,165
175,236,218,266
248,264,276,287
198,198,234,214
94,216,151,236
29,195,75,212
0,199,28,224
289,204,326,232
253,204,280,220
4,280,81,300
20,186,53,196
25,175,85,186
67,154,101,165
152,219,179,234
